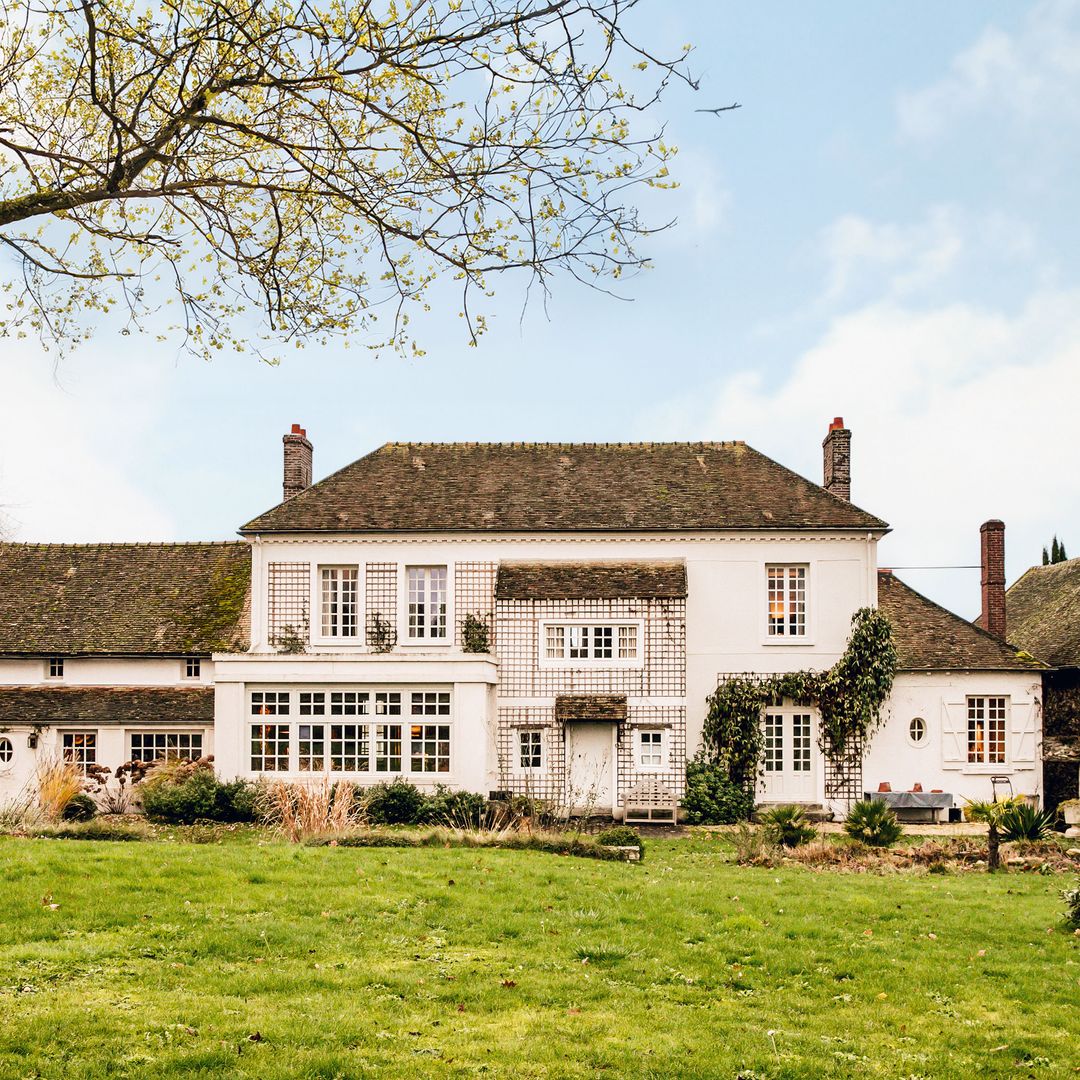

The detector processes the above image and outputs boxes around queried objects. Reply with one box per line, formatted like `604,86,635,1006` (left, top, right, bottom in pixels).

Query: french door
760,706,817,800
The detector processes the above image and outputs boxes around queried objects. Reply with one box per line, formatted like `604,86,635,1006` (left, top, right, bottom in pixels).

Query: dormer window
46,656,64,679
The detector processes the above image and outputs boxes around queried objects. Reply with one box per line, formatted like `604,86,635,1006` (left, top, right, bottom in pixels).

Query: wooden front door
565,722,615,813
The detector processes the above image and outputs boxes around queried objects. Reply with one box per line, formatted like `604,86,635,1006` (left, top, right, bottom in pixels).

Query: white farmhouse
0,421,1044,819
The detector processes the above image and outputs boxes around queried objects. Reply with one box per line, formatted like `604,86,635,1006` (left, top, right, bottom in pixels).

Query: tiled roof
555,694,628,722
0,686,215,723
242,442,888,534
0,543,250,655
877,571,1043,672
1005,558,1080,668
496,561,687,600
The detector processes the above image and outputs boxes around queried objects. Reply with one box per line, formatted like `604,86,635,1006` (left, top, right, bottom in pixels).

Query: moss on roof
0,543,251,655
1006,557,1080,668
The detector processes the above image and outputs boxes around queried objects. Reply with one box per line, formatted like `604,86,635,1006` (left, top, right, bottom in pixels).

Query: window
330,691,368,715
543,623,640,662
519,729,543,770
374,691,402,715
330,724,369,771
183,656,202,679
407,566,447,640
47,656,64,679
767,566,807,638
129,732,203,762
376,724,402,772
763,712,783,772
411,723,451,773
250,724,290,771
967,697,1006,764
320,567,358,639
251,691,290,716
908,716,927,747
298,724,325,771
62,731,96,772
299,692,326,715
412,691,451,716
0,737,13,763
638,729,665,769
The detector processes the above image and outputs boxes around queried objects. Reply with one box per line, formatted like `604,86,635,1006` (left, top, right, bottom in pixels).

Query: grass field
0,831,1076,1079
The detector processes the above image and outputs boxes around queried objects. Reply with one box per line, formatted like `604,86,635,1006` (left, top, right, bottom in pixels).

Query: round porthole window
0,737,13,763
908,717,927,746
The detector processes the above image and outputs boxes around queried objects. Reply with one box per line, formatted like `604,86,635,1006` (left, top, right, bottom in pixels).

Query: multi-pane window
374,692,402,715
411,691,451,716
543,624,640,661
967,696,1007,764
519,729,543,770
129,732,203,762
376,725,403,772
251,691,290,716
62,731,96,771
407,566,448,640
791,713,811,772
320,567,358,639
330,691,368,715
183,657,201,679
250,724,290,771
638,730,664,768
411,723,451,773
299,692,326,715
47,656,64,679
763,712,783,772
298,724,326,771
330,724,369,771
0,737,12,763
767,566,807,637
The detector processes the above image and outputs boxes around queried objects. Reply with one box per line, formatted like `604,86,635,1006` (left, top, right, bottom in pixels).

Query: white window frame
128,731,204,762
764,564,811,643
402,565,451,645
61,730,96,772
246,686,450,777
538,620,644,668
183,656,202,680
46,656,65,679
966,695,1008,767
314,565,361,644
907,716,928,748
516,728,545,772
636,728,668,772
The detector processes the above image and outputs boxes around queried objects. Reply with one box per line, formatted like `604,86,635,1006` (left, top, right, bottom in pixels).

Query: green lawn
0,832,1076,1079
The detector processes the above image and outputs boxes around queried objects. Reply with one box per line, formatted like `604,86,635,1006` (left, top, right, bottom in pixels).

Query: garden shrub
420,786,487,827
681,758,755,824
761,804,817,848
364,779,427,825
140,760,258,825
597,825,644,858
36,819,148,841
844,799,903,847
733,823,781,867
1063,879,1080,928
1000,802,1056,842
61,793,98,822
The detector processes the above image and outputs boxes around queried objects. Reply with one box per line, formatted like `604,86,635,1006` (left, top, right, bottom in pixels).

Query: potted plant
1060,798,1080,838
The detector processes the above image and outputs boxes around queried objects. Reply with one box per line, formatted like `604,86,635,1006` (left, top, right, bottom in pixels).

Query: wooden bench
623,781,677,824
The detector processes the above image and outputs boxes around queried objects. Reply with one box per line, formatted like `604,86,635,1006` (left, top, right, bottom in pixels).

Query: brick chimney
822,417,851,501
979,519,1006,639
282,423,312,501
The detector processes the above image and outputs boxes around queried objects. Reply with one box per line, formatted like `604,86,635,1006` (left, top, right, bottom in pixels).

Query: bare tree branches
0,0,695,360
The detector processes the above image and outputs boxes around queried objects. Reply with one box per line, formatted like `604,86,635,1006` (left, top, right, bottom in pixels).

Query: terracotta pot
878,782,891,792
931,789,943,794
911,783,923,793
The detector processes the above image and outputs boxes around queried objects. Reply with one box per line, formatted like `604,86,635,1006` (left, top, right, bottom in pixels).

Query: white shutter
1009,701,1037,770
941,700,966,770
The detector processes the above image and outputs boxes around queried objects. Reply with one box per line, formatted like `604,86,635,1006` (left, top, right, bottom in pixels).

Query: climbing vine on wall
701,607,897,790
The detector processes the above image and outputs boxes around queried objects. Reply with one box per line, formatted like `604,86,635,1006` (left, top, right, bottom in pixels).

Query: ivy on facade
701,607,897,790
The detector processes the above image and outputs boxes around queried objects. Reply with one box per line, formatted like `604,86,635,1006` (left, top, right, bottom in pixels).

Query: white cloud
0,341,174,541
897,0,1080,139
646,288,1080,619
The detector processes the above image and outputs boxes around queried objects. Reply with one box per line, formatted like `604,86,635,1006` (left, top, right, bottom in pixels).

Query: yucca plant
965,798,1019,871
843,799,903,848
1000,801,1056,842
761,804,817,848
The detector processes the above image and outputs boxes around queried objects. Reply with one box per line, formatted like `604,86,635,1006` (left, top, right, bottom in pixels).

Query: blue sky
3,0,1078,619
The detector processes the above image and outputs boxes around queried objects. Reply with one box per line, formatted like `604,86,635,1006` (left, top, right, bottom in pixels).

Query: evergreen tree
1052,537,1061,562
1043,546,1050,566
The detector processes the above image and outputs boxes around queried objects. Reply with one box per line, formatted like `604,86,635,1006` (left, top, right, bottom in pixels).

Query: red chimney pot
291,423,302,434
829,416,845,431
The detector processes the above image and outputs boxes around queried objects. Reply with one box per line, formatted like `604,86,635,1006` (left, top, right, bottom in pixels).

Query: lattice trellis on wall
619,706,687,803
454,562,498,647
365,563,398,646
495,597,686,696
267,562,310,646
824,734,864,803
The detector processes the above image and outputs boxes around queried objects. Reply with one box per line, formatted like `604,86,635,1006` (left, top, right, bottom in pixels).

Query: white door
760,708,817,801
565,723,615,813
